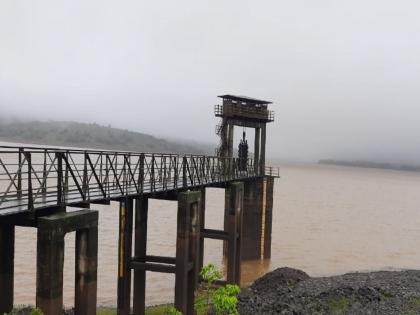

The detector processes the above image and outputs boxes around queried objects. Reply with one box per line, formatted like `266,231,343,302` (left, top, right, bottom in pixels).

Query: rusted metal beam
117,198,133,315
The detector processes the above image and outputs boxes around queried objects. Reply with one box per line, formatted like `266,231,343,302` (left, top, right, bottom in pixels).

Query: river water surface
12,162,420,306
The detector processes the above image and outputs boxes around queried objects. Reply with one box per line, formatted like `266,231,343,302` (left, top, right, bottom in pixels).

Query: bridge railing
264,166,280,177
0,146,264,215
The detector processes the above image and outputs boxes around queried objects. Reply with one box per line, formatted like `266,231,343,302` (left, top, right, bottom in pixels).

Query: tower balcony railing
214,104,274,122
264,166,280,178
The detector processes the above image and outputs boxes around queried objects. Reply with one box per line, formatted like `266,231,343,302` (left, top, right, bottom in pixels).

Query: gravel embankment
238,267,420,314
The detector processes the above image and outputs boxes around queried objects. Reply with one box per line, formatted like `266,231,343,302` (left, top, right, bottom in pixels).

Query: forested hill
0,120,212,154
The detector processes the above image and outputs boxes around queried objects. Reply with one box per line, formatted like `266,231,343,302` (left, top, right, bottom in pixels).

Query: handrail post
42,149,47,195
182,156,187,188
17,148,23,199
56,152,63,208
83,152,88,200
25,152,33,211
64,151,69,197
139,153,145,194
151,154,155,192
163,156,167,190
174,156,178,189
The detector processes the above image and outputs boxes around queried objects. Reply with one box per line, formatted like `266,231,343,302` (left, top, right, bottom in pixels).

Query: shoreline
12,267,420,314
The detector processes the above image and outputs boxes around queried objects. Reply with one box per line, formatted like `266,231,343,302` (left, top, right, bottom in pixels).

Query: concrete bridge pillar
198,187,206,273
120,191,201,315
175,191,201,315
133,197,148,315
0,224,14,314
241,176,274,260
75,226,99,315
36,210,98,315
225,182,244,284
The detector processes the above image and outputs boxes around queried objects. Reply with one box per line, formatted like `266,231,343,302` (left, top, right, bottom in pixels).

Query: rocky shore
238,267,420,314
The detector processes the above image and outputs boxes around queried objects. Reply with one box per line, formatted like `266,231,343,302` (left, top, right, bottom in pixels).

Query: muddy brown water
11,162,420,306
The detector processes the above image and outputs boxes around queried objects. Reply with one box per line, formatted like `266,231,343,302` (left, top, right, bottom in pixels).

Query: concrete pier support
37,226,65,314
75,226,98,315
198,187,206,273
225,182,244,284
133,197,149,315
36,210,98,315
260,125,266,175
117,198,134,315
263,177,274,259
241,177,274,260
175,191,201,315
0,224,15,314
120,192,201,315
254,127,260,175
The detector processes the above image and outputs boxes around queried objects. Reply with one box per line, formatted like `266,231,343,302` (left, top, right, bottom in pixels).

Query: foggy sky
1,0,420,163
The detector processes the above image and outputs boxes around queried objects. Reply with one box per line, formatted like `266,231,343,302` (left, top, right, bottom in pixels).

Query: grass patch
96,304,209,315
97,305,173,315
327,297,350,313
145,304,173,315
408,298,420,306
97,308,117,315
403,297,420,315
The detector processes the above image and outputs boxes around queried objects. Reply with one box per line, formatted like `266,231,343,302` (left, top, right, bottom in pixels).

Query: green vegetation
408,298,420,306
164,306,182,315
403,297,420,315
30,309,43,315
212,284,241,315
195,263,240,315
3,308,44,315
0,120,210,154
195,263,223,313
97,308,117,315
327,297,350,313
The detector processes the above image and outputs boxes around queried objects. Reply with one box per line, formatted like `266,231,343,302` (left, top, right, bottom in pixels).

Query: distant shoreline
319,159,420,172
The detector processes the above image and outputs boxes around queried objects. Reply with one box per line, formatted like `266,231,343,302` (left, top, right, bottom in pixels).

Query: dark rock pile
238,267,420,314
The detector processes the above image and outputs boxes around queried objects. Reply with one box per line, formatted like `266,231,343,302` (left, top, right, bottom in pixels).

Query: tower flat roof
218,94,272,105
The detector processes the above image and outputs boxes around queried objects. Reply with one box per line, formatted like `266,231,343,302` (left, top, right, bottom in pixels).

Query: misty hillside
0,120,212,154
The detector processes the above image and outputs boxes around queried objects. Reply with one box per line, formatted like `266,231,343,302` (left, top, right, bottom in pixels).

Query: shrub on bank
195,263,241,315
3,307,43,315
